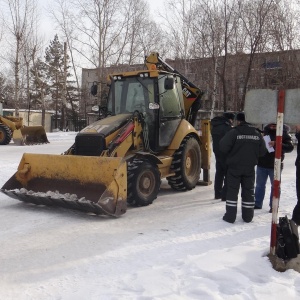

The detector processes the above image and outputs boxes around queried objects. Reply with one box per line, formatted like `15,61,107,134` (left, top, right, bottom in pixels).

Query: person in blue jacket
254,123,293,212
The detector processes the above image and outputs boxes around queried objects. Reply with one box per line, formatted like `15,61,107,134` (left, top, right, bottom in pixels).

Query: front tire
127,158,161,206
0,124,12,145
167,136,201,191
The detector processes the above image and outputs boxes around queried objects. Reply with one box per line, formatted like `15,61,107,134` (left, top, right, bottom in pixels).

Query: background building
82,50,300,125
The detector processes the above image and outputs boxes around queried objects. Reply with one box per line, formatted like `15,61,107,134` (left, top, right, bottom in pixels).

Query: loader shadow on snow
3,189,220,218
158,180,210,195
127,187,220,214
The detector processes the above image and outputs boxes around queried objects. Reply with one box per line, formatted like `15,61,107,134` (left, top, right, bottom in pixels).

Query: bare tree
1,0,36,116
267,0,300,51
259,0,300,90
237,0,276,109
192,0,238,113
0,9,6,66
162,0,195,72
68,0,125,107
49,0,81,116
68,0,122,67
0,16,3,44
136,19,169,59
115,0,150,65
22,3,44,124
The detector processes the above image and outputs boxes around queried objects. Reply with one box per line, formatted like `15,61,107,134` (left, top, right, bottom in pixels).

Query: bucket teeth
1,189,118,216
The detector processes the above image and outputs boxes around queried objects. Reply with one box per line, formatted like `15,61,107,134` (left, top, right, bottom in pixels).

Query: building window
262,61,281,69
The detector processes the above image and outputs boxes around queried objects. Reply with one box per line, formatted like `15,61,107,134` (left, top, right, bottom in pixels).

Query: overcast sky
37,0,167,51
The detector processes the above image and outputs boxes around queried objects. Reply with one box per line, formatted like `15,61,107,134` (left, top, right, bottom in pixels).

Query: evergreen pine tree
45,34,67,129
44,35,79,130
30,58,49,111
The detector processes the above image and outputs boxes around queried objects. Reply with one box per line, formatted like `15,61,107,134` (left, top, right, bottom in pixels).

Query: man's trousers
223,167,255,223
214,158,227,199
254,166,274,209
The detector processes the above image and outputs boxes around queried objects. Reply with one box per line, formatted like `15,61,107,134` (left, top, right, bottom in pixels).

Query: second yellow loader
0,102,49,145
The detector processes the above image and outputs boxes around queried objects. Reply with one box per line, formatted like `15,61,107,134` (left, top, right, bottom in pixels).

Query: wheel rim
185,147,198,178
138,170,156,197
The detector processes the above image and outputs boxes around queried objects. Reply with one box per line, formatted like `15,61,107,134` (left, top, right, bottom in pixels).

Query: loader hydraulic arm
145,52,203,126
105,113,144,157
145,52,198,90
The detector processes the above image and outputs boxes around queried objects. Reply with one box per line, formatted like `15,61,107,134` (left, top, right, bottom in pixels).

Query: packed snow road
0,132,299,300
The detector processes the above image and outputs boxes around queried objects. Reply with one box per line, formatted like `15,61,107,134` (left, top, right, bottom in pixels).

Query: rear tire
167,136,201,191
127,158,161,206
0,124,12,145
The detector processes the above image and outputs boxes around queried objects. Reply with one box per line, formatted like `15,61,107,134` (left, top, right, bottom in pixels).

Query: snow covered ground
0,132,299,300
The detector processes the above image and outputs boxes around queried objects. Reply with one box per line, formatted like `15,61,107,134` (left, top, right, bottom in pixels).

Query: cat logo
183,87,192,98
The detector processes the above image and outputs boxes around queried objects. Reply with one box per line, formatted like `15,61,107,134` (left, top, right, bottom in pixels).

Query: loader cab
107,73,184,152
107,74,155,114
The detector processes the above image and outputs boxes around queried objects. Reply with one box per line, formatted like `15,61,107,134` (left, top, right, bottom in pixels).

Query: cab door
158,76,184,148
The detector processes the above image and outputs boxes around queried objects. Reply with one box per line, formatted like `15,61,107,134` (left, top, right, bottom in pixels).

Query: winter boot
223,202,237,223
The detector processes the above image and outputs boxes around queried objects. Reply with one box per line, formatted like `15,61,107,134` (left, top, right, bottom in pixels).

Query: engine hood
80,114,132,137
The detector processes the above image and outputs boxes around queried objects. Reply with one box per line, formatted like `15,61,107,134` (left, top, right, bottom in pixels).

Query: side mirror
91,82,98,96
164,77,174,90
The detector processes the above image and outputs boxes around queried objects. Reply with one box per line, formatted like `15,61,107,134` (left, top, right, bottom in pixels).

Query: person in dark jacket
211,112,235,200
219,112,267,223
254,123,294,212
292,127,300,225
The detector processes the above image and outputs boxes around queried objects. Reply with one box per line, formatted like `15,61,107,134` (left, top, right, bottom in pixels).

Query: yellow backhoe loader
1,53,211,216
0,102,49,145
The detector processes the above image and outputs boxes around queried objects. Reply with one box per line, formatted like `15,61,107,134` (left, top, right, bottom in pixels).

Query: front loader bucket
13,126,49,145
1,154,127,216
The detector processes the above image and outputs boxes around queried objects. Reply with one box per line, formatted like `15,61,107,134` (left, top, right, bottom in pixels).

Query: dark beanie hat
223,112,235,120
236,112,245,122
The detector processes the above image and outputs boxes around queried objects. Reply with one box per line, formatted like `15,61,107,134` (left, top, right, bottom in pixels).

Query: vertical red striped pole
270,89,285,255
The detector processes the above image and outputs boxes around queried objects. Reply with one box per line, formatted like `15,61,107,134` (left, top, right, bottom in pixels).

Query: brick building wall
81,50,300,123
